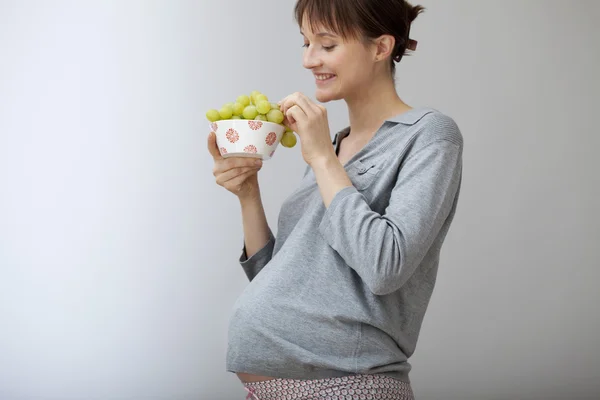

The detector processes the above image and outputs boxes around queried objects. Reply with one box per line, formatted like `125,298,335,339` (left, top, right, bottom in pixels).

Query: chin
315,88,342,103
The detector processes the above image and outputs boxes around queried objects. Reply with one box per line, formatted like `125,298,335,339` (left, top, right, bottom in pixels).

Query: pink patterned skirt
243,374,414,400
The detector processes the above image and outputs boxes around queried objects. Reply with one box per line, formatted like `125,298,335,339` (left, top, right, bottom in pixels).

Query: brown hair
294,0,425,75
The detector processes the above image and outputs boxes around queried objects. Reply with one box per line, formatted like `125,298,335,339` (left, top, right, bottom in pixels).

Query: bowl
209,119,286,160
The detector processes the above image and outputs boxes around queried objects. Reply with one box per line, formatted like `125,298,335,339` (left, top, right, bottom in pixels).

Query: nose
302,46,321,70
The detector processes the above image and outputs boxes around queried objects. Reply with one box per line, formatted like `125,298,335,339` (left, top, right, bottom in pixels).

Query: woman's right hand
207,132,263,199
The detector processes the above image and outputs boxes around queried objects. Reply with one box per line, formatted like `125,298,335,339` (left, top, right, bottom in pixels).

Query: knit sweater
226,107,463,382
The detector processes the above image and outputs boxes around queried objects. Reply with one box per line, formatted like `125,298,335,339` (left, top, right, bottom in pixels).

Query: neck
344,74,411,137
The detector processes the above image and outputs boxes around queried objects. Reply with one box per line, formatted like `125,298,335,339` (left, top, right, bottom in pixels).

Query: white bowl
209,119,286,160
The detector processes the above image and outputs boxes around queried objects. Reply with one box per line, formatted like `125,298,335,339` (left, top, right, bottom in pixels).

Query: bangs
294,0,362,40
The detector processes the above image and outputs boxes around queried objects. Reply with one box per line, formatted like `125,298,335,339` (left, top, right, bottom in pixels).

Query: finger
280,92,319,121
279,94,294,116
292,94,319,117
282,114,293,129
216,166,260,186
214,157,262,175
282,114,299,133
207,132,223,160
279,92,305,116
223,169,259,193
285,105,307,127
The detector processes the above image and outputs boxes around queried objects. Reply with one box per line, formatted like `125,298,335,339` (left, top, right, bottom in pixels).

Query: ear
373,34,395,62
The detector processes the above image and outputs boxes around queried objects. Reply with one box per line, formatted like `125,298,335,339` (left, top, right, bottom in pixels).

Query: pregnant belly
236,372,277,383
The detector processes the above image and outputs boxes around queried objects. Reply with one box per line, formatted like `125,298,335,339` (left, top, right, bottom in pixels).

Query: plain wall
1,0,599,399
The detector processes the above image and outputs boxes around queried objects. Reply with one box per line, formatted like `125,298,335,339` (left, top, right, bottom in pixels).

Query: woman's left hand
279,92,336,166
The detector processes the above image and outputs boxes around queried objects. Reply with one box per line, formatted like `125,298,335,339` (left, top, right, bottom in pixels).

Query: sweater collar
385,107,434,125
333,107,434,147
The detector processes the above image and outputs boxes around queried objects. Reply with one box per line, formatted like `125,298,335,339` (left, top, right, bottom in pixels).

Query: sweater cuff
318,186,360,240
239,229,276,281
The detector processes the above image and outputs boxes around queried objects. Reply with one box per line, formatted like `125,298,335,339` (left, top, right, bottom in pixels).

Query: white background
1,0,599,399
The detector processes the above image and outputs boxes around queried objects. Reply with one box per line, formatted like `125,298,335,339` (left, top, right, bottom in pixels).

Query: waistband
244,374,414,400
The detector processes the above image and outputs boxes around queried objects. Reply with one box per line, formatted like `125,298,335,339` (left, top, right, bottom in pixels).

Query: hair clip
407,39,418,51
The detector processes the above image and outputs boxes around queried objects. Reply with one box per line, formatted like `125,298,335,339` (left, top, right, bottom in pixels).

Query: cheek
338,58,370,84
335,51,369,75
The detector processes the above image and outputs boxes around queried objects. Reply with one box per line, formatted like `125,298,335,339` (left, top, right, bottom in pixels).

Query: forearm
239,185,271,258
317,139,463,295
311,154,353,208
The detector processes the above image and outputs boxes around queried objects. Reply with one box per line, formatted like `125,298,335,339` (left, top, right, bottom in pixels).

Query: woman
207,0,463,398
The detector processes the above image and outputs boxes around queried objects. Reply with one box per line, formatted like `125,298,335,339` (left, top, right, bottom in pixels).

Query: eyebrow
300,31,338,38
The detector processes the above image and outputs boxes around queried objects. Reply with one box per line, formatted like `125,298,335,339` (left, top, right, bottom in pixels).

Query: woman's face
300,20,378,103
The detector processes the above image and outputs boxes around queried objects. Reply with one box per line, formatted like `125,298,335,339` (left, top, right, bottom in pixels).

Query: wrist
239,189,261,204
238,177,261,203
309,150,338,171
309,150,353,208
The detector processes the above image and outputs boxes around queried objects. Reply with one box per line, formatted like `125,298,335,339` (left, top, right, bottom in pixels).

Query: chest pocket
348,160,381,191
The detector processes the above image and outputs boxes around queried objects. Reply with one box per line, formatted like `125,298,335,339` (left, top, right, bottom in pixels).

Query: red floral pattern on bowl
265,132,277,146
244,145,258,154
226,128,239,143
248,121,263,130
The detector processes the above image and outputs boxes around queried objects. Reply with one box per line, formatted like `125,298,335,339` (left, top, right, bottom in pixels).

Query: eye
302,43,309,48
323,45,336,51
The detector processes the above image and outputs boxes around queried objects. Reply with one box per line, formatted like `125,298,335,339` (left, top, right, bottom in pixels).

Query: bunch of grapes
206,91,297,148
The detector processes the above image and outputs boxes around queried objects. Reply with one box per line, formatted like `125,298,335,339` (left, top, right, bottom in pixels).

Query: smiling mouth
315,74,336,83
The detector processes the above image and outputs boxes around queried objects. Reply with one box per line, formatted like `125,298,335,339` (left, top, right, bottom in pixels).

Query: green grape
242,105,258,119
250,91,261,104
210,92,280,122
232,102,245,116
206,109,220,122
256,100,271,114
267,109,284,124
219,106,233,119
280,131,297,148
237,95,250,107
255,94,268,103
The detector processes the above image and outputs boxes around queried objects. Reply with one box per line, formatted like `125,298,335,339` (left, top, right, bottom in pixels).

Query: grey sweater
226,107,463,383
